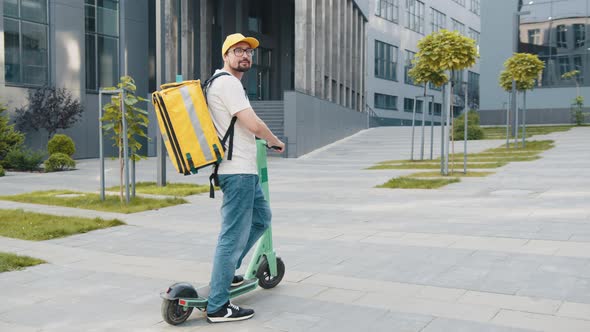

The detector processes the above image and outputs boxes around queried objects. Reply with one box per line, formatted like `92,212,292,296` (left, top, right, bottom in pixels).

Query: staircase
250,100,285,156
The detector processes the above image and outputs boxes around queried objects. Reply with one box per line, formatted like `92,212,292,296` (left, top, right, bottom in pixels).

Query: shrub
0,165,5,177
14,86,83,140
3,148,45,171
454,110,484,140
48,134,75,156
0,103,25,161
44,152,76,172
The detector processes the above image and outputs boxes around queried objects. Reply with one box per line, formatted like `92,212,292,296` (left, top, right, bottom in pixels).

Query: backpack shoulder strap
205,71,236,199
202,71,231,91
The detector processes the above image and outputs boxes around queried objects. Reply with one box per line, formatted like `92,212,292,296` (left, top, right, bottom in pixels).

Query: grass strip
368,162,507,170
376,177,460,189
378,155,539,164
107,181,210,197
486,140,554,153
0,209,125,241
404,171,494,178
0,252,45,273
481,125,573,139
0,190,187,214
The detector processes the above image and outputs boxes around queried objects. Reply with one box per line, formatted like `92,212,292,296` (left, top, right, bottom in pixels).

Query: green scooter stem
244,139,278,280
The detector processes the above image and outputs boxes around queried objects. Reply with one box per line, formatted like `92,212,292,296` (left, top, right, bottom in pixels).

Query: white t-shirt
206,69,257,175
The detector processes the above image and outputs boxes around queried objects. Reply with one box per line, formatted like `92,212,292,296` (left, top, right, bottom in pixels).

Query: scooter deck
179,279,258,309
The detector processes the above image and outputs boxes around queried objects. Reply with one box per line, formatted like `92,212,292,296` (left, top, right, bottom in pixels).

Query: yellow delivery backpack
151,72,236,198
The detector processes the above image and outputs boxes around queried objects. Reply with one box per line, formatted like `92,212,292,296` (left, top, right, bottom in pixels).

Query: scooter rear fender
160,282,198,300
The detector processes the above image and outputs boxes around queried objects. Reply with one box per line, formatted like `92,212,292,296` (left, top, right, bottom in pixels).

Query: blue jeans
207,174,272,313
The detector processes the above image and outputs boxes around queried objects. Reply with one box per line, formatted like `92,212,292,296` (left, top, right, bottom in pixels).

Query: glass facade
518,0,590,88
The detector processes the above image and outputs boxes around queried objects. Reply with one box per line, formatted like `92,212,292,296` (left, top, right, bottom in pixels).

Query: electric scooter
160,139,285,325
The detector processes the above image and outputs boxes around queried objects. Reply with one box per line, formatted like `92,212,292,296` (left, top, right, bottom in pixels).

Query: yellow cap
221,33,259,56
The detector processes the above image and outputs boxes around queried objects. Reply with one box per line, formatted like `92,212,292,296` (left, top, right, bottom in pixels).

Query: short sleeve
217,76,252,116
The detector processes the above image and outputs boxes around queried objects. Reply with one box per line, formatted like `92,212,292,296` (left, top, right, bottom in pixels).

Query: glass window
451,18,465,35
375,0,399,23
374,40,398,81
430,8,446,33
405,0,425,34
469,0,480,15
21,0,48,24
3,0,49,85
468,71,480,109
85,0,119,90
556,25,567,48
374,93,398,110
403,97,414,112
404,49,419,85
4,0,19,18
574,24,585,48
433,103,442,116
468,28,479,47
558,56,570,76
528,29,541,45
452,0,466,7
415,99,423,113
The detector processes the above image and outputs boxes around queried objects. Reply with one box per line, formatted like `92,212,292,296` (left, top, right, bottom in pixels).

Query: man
205,33,285,323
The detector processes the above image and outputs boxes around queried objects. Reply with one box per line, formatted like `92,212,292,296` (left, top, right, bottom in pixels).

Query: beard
232,60,251,72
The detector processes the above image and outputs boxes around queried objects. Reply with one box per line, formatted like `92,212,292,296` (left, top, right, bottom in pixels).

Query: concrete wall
284,90,367,158
479,0,590,124
480,107,590,125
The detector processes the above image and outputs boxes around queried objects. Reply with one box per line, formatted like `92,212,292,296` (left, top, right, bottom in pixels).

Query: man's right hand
269,140,285,153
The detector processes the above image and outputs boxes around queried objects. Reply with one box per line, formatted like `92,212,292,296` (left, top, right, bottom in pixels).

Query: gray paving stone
422,317,537,332
0,127,589,330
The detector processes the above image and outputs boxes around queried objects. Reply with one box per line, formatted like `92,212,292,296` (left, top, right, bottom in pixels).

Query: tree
101,76,149,202
501,53,544,145
499,70,534,92
561,70,587,125
413,29,479,175
0,102,25,162
561,69,581,97
15,87,84,140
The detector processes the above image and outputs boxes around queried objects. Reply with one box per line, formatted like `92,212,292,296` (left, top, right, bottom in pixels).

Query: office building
480,0,590,124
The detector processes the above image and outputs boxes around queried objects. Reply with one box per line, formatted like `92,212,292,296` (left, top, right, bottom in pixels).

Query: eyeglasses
231,48,255,57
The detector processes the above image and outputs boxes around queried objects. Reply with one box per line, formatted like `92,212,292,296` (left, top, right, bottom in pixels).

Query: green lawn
376,177,460,189
0,209,125,241
378,155,539,164
486,140,555,152
0,252,45,273
480,125,574,139
107,181,211,197
368,139,556,189
368,162,508,170
0,190,187,214
404,171,495,178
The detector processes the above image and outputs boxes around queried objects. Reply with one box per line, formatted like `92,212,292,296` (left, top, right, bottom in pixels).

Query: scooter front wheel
161,299,193,325
256,256,285,289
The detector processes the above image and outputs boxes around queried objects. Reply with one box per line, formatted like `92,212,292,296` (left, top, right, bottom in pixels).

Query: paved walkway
0,126,589,332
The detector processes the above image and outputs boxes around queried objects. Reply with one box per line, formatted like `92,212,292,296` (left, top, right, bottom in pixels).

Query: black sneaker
231,275,244,287
207,301,254,323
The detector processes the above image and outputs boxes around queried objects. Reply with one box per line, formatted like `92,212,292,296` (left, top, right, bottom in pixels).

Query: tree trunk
119,135,123,203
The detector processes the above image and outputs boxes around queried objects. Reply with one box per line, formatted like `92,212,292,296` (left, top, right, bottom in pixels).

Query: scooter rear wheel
256,256,285,289
161,299,193,325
